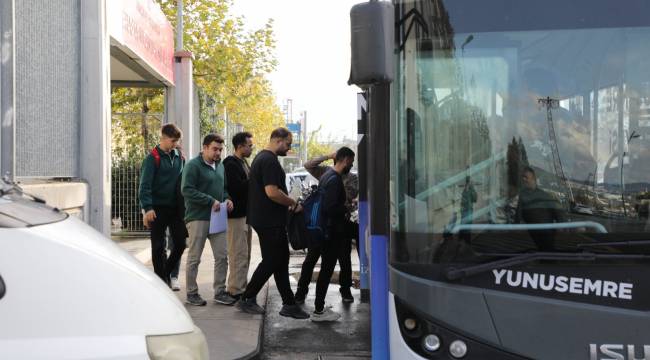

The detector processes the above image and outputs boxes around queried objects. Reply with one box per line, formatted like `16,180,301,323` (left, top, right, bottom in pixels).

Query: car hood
0,216,194,338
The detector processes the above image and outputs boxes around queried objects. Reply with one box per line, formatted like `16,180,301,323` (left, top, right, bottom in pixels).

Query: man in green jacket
138,124,186,286
182,134,235,306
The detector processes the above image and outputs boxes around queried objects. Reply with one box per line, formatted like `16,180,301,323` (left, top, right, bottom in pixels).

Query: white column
80,0,111,235
173,51,198,156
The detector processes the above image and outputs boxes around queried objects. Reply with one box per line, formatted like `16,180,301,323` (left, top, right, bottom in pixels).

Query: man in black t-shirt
236,128,310,320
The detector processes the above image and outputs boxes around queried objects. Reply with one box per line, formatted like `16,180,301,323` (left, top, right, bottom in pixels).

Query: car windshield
0,180,68,228
391,0,650,266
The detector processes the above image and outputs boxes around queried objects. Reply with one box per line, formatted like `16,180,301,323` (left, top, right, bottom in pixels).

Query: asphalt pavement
117,235,370,360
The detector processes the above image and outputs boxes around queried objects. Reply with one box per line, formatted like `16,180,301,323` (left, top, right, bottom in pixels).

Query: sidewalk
117,233,267,360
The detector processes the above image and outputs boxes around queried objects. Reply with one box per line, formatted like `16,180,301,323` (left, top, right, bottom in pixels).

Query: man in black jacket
296,147,355,322
224,132,254,299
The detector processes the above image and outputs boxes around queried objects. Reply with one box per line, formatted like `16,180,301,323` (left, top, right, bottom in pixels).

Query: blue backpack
301,176,334,247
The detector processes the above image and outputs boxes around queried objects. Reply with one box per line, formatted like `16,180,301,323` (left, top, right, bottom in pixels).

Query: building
0,0,199,236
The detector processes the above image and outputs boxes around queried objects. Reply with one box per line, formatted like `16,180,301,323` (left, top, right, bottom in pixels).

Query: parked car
0,179,208,359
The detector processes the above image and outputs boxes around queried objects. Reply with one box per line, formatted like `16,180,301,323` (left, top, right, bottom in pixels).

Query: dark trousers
150,206,187,283
338,219,358,289
243,226,295,305
296,228,342,312
167,233,181,278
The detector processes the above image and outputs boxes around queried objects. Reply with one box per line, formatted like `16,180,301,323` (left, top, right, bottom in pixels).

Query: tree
111,88,165,164
155,0,284,142
307,126,335,160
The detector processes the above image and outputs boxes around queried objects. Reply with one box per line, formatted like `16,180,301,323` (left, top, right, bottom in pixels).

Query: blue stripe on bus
358,201,370,290
370,234,389,360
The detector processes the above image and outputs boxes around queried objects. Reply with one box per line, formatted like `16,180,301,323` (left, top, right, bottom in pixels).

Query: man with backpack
223,132,254,300
301,149,359,303
138,124,187,286
182,134,235,306
295,147,355,322
236,128,310,320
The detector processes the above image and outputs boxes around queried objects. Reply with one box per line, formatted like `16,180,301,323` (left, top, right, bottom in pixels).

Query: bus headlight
146,325,209,360
449,340,468,358
422,334,441,352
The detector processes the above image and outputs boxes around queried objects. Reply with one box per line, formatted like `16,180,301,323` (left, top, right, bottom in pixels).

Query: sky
231,0,366,141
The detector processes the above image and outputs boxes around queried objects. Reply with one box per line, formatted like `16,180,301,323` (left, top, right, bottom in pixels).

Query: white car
0,180,208,359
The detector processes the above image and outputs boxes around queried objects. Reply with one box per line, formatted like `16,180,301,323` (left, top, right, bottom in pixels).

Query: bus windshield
391,0,650,266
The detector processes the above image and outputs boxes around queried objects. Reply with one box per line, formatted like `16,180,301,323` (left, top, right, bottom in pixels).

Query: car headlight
146,325,209,360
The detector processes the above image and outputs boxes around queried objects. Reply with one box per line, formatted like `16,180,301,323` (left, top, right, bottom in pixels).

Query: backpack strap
151,147,161,168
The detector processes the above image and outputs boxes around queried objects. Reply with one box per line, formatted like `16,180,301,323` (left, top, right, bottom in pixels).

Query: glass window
391,0,650,266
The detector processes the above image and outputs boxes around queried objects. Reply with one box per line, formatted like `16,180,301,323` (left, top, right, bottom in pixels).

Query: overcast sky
231,0,366,141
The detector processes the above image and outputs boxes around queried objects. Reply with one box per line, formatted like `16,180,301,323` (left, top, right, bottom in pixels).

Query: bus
350,1,650,359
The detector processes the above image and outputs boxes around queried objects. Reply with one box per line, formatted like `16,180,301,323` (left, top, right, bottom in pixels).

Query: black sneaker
294,291,306,305
237,297,265,315
230,293,242,301
340,287,354,303
186,293,207,306
279,304,310,319
214,291,237,305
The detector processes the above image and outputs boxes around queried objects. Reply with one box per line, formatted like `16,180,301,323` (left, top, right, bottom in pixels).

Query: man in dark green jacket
182,133,235,306
138,124,186,286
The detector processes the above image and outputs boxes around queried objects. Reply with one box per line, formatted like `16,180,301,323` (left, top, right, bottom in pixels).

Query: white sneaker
311,307,341,322
170,277,180,291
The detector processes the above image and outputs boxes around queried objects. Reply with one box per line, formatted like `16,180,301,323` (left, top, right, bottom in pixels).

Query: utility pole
0,0,15,181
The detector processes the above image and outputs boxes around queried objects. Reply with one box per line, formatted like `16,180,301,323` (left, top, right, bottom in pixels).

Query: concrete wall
15,0,81,177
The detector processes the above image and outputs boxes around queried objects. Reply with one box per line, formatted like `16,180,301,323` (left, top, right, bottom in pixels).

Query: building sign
108,0,175,85
287,123,301,150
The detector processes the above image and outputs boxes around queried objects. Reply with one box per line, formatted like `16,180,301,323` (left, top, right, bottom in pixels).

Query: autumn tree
155,0,284,143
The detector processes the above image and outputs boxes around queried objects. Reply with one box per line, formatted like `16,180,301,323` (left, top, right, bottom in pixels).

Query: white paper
209,202,228,234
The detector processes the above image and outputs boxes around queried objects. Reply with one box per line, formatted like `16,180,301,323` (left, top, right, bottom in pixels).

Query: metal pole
176,0,184,51
0,0,16,181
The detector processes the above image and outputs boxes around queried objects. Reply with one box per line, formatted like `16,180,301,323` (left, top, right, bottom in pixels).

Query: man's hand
329,152,337,160
143,210,156,229
213,200,221,212
294,203,303,213
225,199,234,212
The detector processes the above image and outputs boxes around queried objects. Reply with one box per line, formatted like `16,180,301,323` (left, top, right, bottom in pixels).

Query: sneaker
214,291,237,306
311,307,341,322
294,291,306,305
340,287,354,303
186,293,207,306
236,297,265,315
279,304,310,319
170,277,180,291
230,293,242,301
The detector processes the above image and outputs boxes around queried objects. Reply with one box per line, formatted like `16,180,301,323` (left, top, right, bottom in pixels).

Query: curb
234,282,269,360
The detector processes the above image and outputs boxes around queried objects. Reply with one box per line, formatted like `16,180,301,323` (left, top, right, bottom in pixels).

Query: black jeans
150,206,187,282
243,226,295,305
338,219,358,289
296,227,342,312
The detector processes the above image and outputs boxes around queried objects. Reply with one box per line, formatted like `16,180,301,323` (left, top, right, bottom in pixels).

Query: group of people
139,124,358,322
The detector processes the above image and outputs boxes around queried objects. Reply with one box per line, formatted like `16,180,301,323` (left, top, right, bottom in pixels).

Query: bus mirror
348,1,395,86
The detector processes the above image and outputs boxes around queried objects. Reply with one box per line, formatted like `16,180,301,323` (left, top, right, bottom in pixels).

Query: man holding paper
181,134,235,306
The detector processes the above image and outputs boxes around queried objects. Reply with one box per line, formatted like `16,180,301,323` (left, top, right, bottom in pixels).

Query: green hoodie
181,154,230,222
139,146,183,211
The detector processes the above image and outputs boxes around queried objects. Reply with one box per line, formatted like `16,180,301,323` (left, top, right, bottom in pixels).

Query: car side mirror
348,1,395,86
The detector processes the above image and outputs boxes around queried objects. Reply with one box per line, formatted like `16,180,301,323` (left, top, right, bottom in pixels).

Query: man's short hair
161,124,182,139
522,166,536,177
232,131,253,149
203,133,224,146
335,146,355,162
270,127,291,140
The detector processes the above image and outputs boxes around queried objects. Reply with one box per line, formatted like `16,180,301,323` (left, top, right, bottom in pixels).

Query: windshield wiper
578,240,650,248
0,177,46,203
444,252,650,281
